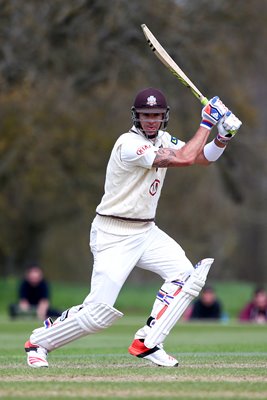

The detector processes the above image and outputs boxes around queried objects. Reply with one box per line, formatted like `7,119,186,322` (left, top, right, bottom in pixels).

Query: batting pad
30,303,123,351
144,258,214,348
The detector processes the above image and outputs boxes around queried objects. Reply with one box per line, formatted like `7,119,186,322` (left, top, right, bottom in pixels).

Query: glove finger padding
200,96,228,130
217,111,242,144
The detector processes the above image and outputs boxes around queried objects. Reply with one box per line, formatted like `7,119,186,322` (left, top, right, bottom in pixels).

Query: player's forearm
153,126,210,168
195,137,226,165
180,126,211,163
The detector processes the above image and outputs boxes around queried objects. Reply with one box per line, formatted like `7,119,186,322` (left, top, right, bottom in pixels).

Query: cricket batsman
25,88,242,367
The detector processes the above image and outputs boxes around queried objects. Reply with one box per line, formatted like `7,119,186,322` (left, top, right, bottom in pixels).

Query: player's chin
145,128,158,136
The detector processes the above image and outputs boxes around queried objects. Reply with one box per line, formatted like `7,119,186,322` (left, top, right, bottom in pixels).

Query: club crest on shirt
136,144,152,155
171,136,178,145
149,179,160,196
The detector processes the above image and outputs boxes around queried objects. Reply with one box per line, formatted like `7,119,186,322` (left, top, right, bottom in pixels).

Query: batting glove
200,96,228,130
216,111,242,144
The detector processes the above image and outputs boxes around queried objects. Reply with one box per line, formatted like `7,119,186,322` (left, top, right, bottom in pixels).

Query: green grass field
0,315,267,400
0,279,266,399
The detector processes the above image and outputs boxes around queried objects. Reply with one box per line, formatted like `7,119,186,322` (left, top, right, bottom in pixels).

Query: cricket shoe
25,340,48,368
128,339,179,367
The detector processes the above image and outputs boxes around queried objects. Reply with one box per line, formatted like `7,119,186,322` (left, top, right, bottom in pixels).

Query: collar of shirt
129,126,164,146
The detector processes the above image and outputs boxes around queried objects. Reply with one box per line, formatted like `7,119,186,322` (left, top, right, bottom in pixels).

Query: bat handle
200,96,209,106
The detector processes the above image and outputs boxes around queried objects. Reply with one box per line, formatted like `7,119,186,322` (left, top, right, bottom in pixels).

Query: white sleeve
120,140,158,169
164,132,185,149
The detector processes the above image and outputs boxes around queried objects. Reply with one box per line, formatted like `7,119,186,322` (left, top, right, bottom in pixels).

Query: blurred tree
0,0,266,282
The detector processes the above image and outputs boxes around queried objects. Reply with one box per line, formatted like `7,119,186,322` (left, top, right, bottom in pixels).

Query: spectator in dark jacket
9,265,61,320
239,287,267,324
184,286,223,320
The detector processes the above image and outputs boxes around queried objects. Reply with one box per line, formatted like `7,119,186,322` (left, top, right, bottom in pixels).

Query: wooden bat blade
141,24,208,105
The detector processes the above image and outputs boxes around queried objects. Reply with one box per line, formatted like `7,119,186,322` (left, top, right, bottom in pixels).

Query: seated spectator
239,287,267,323
9,265,61,320
184,286,223,320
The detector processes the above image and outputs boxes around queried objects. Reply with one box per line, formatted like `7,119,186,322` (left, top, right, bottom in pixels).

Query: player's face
139,113,164,136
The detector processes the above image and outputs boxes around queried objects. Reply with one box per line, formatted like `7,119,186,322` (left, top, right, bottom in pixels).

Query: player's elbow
201,159,212,166
183,154,198,166
185,155,211,167
179,148,199,166
195,153,212,166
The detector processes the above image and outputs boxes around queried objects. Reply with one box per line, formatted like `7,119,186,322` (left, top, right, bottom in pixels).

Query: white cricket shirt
96,126,185,224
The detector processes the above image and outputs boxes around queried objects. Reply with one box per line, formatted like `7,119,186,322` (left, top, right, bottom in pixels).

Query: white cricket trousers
83,219,194,307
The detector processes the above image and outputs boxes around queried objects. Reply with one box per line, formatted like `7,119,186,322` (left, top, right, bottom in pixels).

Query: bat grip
200,96,209,106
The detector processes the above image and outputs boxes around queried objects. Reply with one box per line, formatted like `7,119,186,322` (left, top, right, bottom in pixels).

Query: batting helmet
131,88,170,133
